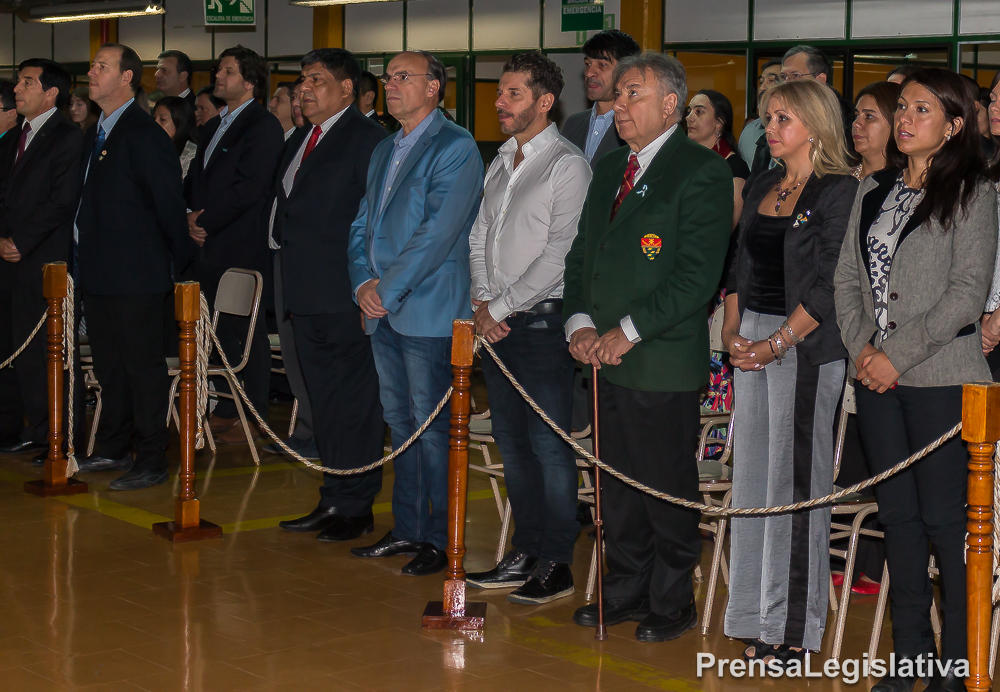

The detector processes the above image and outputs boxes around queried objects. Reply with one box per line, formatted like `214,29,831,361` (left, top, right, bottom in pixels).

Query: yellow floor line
58,493,172,529
509,625,703,691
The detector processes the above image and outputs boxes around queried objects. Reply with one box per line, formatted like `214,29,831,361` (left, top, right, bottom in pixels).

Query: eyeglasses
380,71,434,86
777,71,819,83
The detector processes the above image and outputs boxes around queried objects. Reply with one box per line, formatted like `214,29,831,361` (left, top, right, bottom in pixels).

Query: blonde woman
722,80,858,665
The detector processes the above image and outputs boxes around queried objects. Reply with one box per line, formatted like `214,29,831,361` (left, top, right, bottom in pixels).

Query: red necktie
302,125,322,163
14,122,31,166
610,153,640,221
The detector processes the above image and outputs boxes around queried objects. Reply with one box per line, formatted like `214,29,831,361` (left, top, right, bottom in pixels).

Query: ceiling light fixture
290,0,401,6
23,2,165,23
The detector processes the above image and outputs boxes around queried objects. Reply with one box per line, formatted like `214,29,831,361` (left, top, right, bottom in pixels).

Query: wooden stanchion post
423,319,486,629
25,262,87,497
152,282,222,542
963,382,1000,692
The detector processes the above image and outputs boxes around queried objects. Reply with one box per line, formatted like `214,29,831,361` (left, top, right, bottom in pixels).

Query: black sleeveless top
744,214,786,316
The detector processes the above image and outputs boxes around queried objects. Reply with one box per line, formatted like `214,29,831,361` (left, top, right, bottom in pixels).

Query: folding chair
166,268,264,465
268,333,298,439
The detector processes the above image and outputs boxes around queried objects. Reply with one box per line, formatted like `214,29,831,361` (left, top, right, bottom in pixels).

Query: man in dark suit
74,43,193,490
274,48,388,542
563,53,732,642
184,44,284,444
560,30,639,169
156,50,195,107
0,59,82,457
358,71,398,132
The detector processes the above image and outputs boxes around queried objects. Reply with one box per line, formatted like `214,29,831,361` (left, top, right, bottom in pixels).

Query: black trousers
292,311,384,516
203,276,270,422
83,291,169,472
855,384,967,661
599,380,702,615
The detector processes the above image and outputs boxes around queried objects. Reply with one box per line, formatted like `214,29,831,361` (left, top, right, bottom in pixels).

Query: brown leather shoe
215,423,261,444
208,415,239,434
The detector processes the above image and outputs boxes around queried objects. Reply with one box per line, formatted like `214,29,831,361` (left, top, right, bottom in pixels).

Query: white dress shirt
18,106,57,156
179,88,192,99
269,106,351,250
470,123,592,322
204,97,254,168
565,122,679,343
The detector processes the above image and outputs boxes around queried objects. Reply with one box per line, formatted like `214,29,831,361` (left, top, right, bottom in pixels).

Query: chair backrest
709,303,725,353
210,268,263,374
215,270,259,317
832,377,855,481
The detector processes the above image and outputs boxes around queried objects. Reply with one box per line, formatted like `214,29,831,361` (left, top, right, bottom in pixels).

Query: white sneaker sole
507,585,575,605
466,578,528,590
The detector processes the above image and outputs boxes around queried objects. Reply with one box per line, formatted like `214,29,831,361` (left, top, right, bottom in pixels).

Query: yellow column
313,7,345,49
89,19,118,60
619,0,663,52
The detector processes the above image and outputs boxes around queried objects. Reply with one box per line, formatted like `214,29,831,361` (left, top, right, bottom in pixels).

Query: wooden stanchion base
422,600,487,630
24,478,88,497
151,520,223,543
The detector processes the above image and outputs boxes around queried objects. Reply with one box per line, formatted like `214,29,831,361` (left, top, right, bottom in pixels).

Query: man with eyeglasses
348,50,484,577
780,45,855,154
737,58,781,170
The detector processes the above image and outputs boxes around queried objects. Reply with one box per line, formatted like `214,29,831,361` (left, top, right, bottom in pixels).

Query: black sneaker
466,549,537,590
507,560,574,604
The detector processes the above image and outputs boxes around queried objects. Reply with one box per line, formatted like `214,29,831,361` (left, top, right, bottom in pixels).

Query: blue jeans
480,313,579,564
370,320,451,550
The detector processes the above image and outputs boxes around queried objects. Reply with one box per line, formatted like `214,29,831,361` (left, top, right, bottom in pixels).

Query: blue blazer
348,109,484,337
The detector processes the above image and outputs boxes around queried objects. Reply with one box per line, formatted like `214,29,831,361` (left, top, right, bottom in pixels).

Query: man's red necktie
610,153,640,221
294,125,322,182
14,122,31,167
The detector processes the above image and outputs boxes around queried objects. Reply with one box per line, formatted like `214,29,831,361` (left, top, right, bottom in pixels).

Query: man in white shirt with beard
465,52,591,604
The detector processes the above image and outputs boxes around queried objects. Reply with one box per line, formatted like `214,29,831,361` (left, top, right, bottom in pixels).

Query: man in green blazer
563,52,733,643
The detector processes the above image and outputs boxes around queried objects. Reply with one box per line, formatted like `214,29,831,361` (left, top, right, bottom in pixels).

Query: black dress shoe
466,549,537,589
634,601,698,642
870,674,916,692
401,544,447,576
317,512,375,542
279,507,343,533
350,530,423,558
573,596,651,627
921,672,963,692
508,561,574,604
0,440,48,455
108,467,168,491
76,454,132,473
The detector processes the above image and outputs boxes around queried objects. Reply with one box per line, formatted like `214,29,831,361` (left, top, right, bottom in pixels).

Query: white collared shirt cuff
620,316,641,343
565,313,596,341
487,299,511,323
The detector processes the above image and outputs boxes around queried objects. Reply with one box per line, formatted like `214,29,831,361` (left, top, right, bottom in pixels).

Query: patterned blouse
868,174,924,342
986,182,1000,313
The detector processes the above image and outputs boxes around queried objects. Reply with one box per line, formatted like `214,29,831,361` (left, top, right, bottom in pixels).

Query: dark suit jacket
561,108,625,170
183,100,285,293
0,112,83,280
563,130,734,392
727,166,859,366
182,90,196,109
275,107,388,315
76,102,193,296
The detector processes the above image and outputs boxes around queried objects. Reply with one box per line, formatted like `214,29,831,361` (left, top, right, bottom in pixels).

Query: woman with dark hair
852,81,902,180
687,89,749,228
835,68,997,692
67,86,99,132
153,96,198,178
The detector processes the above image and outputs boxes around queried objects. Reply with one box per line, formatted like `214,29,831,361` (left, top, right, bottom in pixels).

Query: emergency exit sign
205,0,255,26
561,0,604,32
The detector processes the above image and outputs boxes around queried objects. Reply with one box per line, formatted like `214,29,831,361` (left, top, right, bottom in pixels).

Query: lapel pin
793,210,812,228
637,184,648,198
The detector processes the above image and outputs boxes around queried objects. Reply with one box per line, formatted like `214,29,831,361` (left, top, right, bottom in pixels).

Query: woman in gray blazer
834,68,998,692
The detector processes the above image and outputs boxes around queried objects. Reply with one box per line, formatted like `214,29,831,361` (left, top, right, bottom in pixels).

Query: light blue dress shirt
204,97,254,168
584,103,616,162
376,112,435,217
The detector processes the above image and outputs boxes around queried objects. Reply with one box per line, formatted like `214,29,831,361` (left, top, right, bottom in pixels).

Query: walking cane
591,363,608,641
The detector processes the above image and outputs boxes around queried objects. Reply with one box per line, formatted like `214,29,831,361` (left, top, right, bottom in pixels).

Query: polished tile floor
0,399,905,691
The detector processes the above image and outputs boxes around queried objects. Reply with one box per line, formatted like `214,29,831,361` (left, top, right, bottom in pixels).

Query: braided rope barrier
194,292,211,451
476,338,962,517
64,277,77,476
205,323,451,475
0,312,46,370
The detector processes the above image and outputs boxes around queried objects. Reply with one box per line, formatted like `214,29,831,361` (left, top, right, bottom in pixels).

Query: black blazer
76,102,193,296
0,112,83,278
727,167,859,365
274,107,388,315
561,108,625,170
183,100,285,293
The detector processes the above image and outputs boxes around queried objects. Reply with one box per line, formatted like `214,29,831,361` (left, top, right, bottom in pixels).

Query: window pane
664,0,747,42
754,0,846,41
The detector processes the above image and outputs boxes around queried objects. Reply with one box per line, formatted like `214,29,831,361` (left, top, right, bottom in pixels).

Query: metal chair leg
831,507,875,661
701,508,729,635
495,499,511,564
227,375,260,466
288,398,298,438
869,563,890,662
